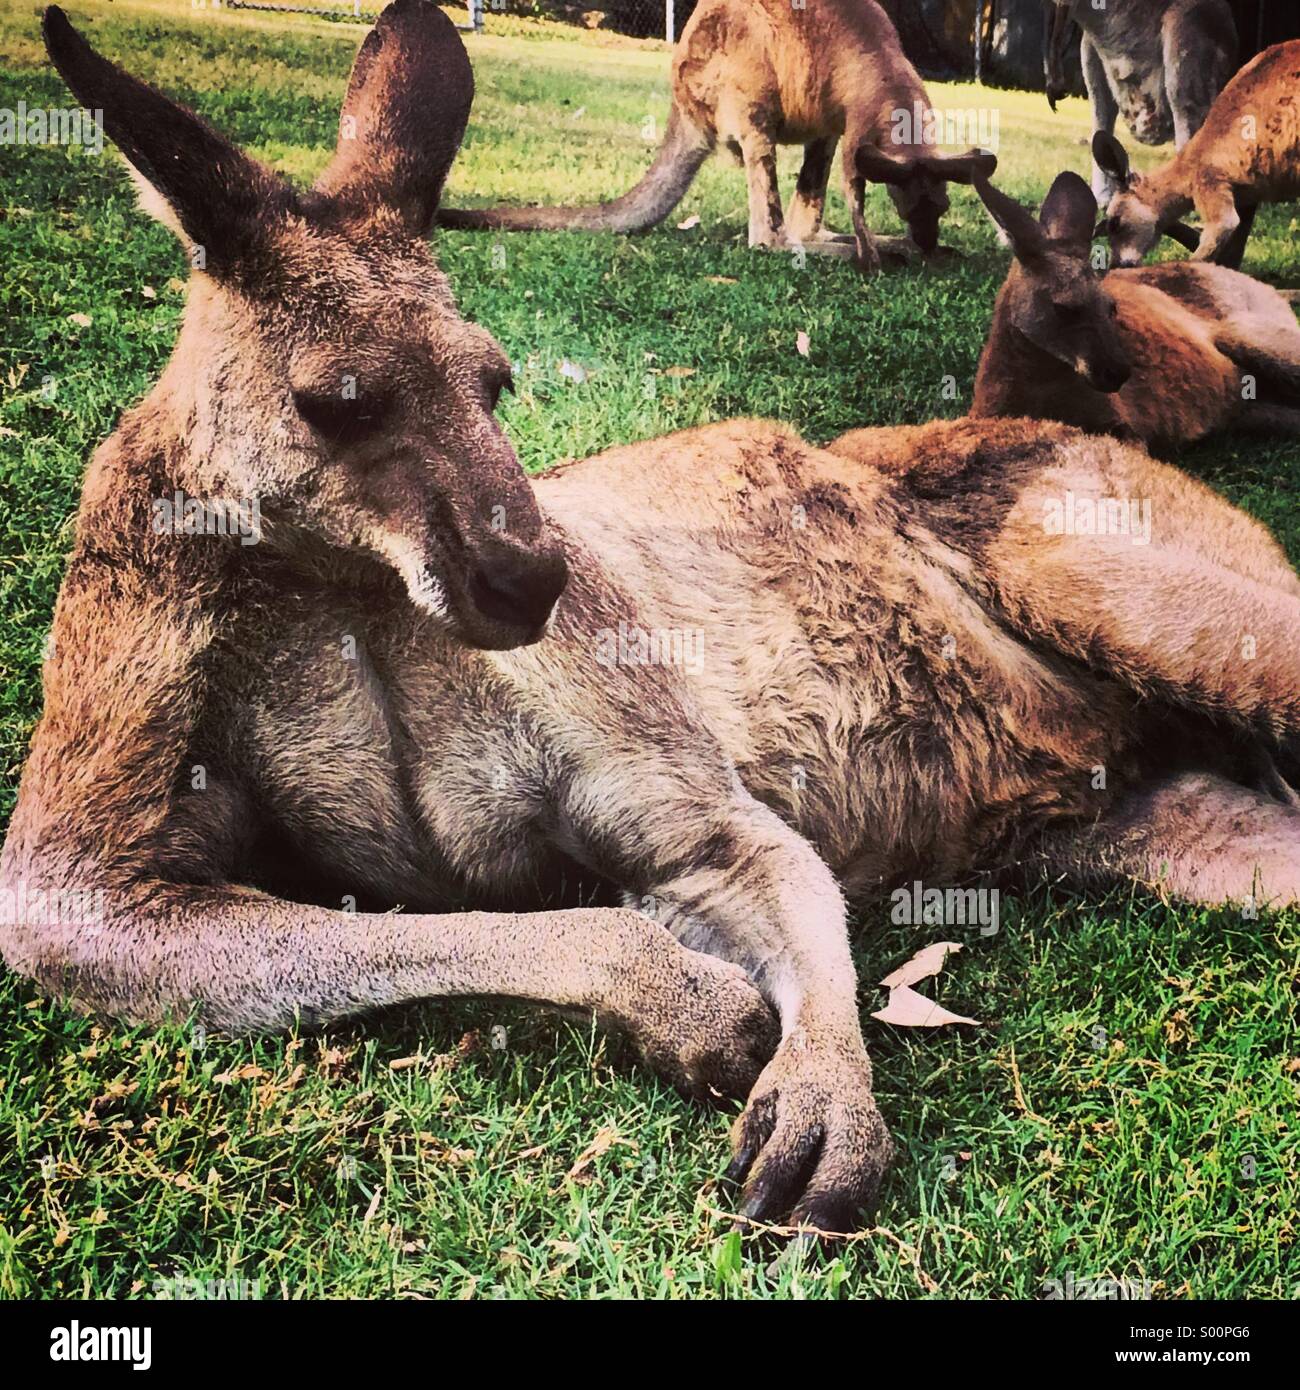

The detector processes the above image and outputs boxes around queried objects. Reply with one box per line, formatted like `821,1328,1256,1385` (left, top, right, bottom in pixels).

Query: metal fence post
666,0,675,45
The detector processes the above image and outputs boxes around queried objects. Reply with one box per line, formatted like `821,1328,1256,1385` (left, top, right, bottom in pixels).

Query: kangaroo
436,0,995,273
970,171,1300,447
1045,0,1238,201
9,1,1300,1239
1095,40,1300,269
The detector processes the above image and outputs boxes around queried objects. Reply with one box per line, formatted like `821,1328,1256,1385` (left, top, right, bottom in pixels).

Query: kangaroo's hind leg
1215,316,1300,402
986,439,1300,750
737,128,787,249
1037,769,1300,908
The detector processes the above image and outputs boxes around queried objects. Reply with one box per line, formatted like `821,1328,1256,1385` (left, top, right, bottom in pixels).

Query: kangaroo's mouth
389,523,569,651
1077,357,1133,393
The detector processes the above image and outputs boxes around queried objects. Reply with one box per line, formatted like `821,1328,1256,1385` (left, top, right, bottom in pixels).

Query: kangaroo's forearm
0,879,671,1034
640,799,862,1044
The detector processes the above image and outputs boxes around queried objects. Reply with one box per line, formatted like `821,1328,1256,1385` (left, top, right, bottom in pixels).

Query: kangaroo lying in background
437,0,995,273
1045,0,1238,201
9,2,1300,1238
971,171,1300,447
1095,40,1300,268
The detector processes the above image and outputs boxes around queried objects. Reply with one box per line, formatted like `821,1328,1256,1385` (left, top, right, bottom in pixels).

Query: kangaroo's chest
1097,39,1174,145
208,589,591,912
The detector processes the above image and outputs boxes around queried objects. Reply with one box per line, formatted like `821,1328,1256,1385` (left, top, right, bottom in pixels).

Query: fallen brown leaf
872,984,977,1027
880,941,964,990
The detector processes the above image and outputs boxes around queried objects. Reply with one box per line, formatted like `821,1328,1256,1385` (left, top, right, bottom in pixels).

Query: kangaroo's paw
724,1029,893,1236
619,945,778,1104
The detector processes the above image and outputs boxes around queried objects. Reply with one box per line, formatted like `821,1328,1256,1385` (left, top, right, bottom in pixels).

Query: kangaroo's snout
469,546,569,637
907,197,944,253
1088,358,1132,393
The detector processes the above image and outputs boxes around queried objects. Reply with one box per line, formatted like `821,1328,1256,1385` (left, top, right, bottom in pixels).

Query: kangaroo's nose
1094,360,1132,393
470,548,568,632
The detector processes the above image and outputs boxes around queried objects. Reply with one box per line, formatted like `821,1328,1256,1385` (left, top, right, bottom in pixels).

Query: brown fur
437,0,995,272
7,4,1300,1237
971,172,1300,447
1097,40,1300,266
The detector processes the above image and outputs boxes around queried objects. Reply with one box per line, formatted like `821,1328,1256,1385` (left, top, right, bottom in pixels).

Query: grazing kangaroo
8,2,1300,1238
437,0,995,273
1095,40,1300,269
1045,0,1238,201
971,171,1300,447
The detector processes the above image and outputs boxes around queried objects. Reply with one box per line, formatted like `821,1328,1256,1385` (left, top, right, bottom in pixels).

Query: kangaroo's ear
1039,170,1097,256
1092,131,1131,186
313,0,473,233
855,144,918,186
42,6,291,269
973,173,1048,266
917,148,998,185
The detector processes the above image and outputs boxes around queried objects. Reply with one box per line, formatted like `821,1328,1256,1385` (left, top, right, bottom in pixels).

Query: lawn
1,0,1298,1300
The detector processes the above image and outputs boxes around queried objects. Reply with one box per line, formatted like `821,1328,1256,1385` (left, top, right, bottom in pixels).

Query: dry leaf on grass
795,330,811,357
676,213,701,230
212,1064,267,1084
880,941,964,989
564,1125,634,1184
872,941,978,1027
872,984,978,1028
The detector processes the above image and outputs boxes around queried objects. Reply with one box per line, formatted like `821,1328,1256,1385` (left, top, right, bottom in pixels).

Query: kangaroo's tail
437,105,712,233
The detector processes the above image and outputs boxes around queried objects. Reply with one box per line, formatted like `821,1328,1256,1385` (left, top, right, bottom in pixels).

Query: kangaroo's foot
873,233,923,264
1215,319,1300,403
1232,404,1300,437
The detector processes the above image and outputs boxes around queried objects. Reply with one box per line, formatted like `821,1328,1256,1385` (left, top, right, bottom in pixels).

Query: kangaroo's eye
487,367,515,412
293,390,386,447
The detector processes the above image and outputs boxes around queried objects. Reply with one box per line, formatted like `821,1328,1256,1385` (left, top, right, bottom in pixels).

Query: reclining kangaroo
1044,0,1238,201
1095,40,1300,269
437,0,994,273
971,171,1300,447
8,2,1300,1237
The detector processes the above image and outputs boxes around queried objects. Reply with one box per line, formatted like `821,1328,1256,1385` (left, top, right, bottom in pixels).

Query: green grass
2,1,1299,1300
